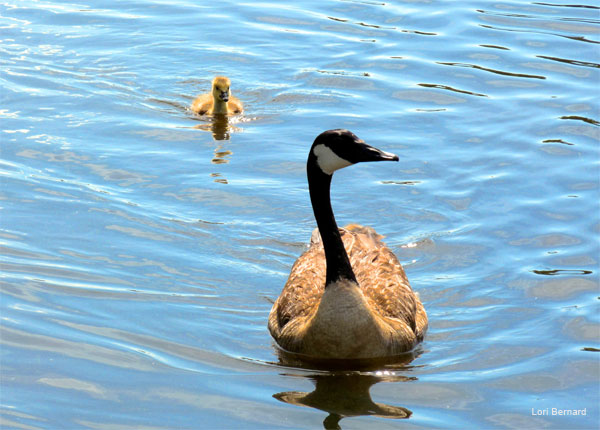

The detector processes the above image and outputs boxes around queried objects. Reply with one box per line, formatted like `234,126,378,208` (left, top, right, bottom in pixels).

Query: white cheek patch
313,144,352,175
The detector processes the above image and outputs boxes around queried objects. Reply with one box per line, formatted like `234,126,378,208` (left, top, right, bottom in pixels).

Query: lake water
1,1,599,429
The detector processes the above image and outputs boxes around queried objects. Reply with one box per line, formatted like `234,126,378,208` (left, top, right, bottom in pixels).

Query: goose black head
309,129,399,176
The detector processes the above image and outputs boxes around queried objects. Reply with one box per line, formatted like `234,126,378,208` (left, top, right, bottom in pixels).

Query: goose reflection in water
274,372,415,430
273,350,419,429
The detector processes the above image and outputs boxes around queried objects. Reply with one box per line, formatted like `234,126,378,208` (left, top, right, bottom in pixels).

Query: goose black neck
307,156,357,286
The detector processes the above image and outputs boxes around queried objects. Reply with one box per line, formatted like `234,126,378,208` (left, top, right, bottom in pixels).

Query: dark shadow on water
273,349,422,429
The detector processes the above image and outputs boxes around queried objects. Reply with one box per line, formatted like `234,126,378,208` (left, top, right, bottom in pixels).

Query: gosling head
310,129,399,176
212,76,231,102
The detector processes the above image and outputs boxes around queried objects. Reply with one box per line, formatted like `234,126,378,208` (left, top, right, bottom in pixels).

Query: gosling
191,76,243,115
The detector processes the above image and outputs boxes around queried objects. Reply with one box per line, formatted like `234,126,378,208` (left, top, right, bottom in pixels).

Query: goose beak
357,141,399,163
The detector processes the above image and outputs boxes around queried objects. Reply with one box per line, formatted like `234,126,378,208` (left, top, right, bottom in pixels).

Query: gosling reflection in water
194,113,241,141
209,144,232,184
274,372,415,430
211,144,232,165
193,115,235,183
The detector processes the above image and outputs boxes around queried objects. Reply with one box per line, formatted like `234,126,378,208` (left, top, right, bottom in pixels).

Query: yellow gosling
191,76,243,115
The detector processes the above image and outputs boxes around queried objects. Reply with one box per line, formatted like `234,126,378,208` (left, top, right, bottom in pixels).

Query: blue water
1,1,599,429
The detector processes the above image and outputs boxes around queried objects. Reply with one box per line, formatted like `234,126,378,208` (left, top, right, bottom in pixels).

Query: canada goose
268,129,427,360
191,76,243,115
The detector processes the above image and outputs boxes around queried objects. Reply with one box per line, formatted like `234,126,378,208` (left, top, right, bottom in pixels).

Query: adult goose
268,129,427,360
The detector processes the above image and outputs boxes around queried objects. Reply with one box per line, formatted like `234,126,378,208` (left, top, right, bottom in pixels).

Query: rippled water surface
1,1,599,429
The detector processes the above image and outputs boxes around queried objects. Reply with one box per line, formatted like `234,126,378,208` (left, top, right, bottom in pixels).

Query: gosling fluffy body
191,76,243,115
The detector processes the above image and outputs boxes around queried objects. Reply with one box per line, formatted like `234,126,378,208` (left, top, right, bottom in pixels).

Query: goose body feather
269,224,427,359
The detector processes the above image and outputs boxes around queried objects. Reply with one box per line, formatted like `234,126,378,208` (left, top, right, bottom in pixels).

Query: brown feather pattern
268,224,427,358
